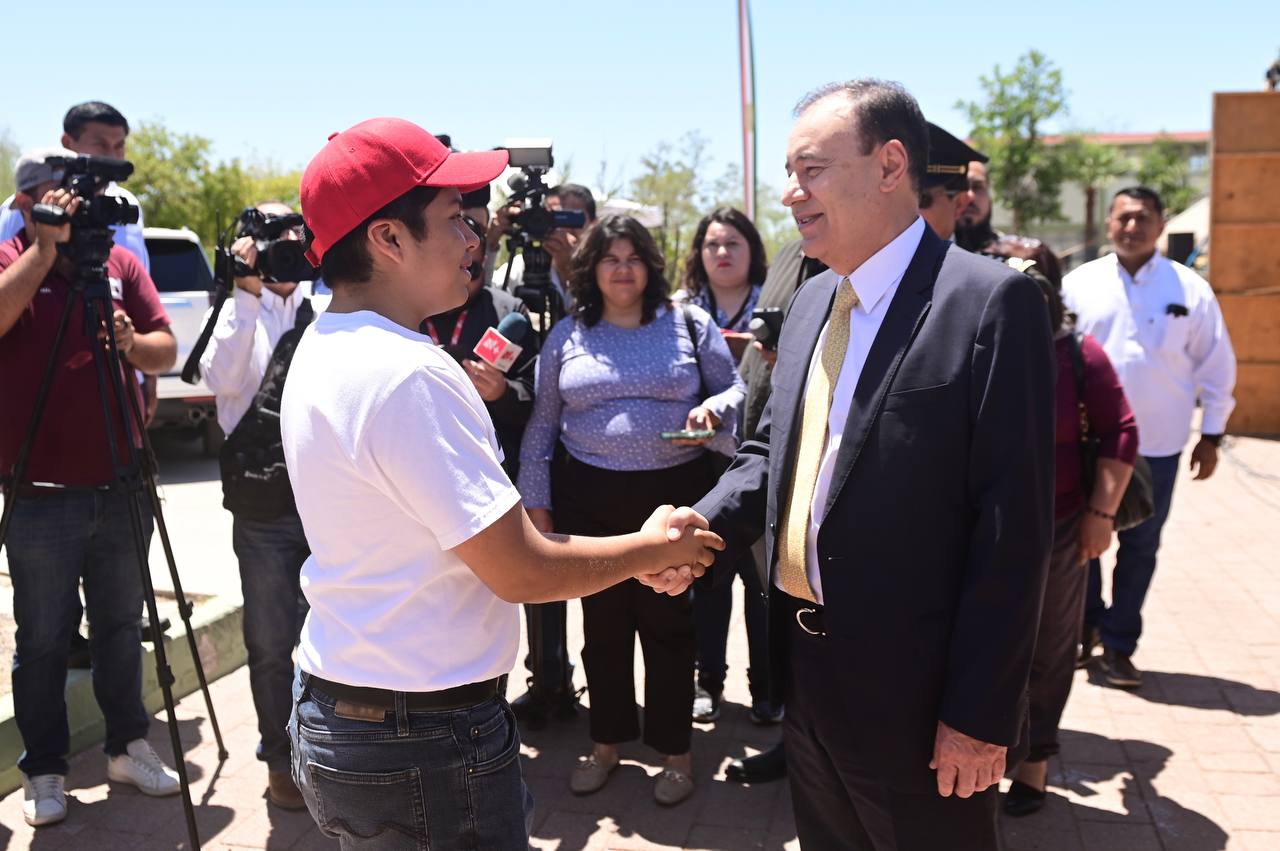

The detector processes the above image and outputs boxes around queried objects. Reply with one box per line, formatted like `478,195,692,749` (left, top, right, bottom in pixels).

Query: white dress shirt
1063,252,1236,457
778,216,926,605
199,282,313,434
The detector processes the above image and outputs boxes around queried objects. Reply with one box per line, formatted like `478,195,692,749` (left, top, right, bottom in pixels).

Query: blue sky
4,1,1269,200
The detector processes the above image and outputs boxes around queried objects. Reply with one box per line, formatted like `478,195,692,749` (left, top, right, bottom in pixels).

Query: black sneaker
1076,626,1101,669
692,685,721,723
749,699,784,725
1100,648,1142,688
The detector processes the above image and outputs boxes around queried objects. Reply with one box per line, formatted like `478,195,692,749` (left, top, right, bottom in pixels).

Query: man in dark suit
688,79,1055,849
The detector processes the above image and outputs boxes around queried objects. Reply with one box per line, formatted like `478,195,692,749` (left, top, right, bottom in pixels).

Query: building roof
1040,131,1210,147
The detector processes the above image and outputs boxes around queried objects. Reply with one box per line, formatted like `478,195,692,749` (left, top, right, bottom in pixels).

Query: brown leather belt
303,672,503,713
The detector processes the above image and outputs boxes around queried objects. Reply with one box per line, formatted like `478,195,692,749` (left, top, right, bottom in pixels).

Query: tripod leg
88,291,204,850
124,373,229,760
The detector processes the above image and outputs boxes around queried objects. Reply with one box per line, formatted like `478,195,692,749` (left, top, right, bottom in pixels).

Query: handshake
636,505,723,596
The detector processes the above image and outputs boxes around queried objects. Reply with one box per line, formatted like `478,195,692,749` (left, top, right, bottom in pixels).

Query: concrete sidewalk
0,435,1276,849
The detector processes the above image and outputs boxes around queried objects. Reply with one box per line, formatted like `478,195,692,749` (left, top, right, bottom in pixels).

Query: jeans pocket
306,762,429,849
467,700,521,776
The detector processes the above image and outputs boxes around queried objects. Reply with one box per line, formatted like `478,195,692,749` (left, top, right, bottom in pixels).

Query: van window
145,238,214,293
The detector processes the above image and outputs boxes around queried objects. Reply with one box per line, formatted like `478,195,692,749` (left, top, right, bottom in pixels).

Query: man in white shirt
282,117,722,848
198,201,313,810
1064,186,1237,688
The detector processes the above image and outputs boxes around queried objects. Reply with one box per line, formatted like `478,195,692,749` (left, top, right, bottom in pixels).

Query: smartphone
660,429,715,441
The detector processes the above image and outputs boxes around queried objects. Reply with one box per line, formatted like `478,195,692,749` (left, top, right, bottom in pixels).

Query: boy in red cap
281,117,722,848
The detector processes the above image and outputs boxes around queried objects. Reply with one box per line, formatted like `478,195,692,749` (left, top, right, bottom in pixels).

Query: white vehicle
143,227,222,455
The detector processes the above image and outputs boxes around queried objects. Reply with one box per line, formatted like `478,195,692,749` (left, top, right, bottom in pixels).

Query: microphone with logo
473,313,532,373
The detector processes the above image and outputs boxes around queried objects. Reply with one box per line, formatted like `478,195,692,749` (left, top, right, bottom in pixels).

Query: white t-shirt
280,309,522,691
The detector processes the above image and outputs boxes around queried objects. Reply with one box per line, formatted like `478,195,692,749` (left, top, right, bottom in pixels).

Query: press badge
109,277,124,301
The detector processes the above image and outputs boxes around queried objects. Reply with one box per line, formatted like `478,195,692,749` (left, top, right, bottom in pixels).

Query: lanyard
423,308,468,347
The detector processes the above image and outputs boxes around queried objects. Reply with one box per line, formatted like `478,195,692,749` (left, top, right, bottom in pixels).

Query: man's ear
60,132,75,150
366,219,404,266
879,140,910,192
12,192,34,213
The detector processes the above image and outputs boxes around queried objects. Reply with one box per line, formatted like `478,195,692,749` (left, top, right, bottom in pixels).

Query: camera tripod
0,245,227,850
503,243,577,727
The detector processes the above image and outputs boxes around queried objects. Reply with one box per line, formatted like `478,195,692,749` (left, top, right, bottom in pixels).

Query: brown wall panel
1228,363,1280,435
1210,225,1280,293
1219,295,1280,361
1212,154,1280,223
1212,92,1280,154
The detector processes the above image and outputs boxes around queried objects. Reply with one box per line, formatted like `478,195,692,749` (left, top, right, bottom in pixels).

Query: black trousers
552,451,712,755
780,595,1000,851
1026,511,1084,762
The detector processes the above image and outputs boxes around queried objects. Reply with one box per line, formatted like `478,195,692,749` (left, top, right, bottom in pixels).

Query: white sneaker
22,774,67,827
106,739,181,797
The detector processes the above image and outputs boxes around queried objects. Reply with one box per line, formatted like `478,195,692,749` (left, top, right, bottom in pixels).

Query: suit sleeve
940,272,1055,748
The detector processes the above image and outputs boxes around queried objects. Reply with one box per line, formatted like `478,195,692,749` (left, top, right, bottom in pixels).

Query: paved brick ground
0,436,1276,850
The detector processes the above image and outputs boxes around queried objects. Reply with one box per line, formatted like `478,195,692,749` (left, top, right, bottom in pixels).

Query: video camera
234,208,317,283
498,140,585,322
30,155,140,275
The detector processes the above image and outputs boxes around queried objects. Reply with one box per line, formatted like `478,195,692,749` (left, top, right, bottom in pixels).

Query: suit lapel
821,229,949,517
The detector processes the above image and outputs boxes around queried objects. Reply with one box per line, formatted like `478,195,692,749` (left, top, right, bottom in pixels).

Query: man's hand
231,236,264,297
635,505,722,594
33,189,80,250
670,407,720,446
929,721,1006,798
1190,438,1219,481
751,340,778,367
544,227,580,279
1077,512,1114,564
98,309,135,355
463,359,508,402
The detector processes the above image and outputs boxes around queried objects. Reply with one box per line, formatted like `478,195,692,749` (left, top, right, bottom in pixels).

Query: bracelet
1086,506,1115,522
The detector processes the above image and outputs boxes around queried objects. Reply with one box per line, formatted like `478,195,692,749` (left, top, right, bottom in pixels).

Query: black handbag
1067,332,1154,532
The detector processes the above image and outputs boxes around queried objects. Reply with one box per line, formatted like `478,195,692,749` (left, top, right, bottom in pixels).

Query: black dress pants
779,595,1000,851
1026,511,1084,762
551,451,711,756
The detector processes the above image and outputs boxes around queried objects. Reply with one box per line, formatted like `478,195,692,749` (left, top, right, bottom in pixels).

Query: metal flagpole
737,0,758,222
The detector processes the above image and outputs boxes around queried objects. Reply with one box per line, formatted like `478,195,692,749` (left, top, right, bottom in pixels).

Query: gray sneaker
1101,648,1143,688
22,774,67,827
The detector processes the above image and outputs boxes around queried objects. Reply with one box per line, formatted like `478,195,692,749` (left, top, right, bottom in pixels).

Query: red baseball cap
300,117,509,265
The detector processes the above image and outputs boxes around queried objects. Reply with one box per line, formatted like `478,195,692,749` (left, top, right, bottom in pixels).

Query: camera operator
0,150,179,828
490,183,597,313
197,202,315,811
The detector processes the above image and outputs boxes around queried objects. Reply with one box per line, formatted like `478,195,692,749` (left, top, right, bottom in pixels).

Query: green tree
629,133,708,274
0,127,17,200
957,50,1069,232
1058,134,1128,260
126,121,302,253
1137,135,1196,215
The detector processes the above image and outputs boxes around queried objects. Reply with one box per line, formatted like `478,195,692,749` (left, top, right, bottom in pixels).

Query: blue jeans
289,672,533,850
232,511,310,773
6,488,152,776
1086,453,1181,656
694,542,770,701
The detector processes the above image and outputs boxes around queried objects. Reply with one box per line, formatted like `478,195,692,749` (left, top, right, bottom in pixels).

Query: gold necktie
777,277,859,603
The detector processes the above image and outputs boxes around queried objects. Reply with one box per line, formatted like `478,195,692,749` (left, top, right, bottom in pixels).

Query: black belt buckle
795,606,825,636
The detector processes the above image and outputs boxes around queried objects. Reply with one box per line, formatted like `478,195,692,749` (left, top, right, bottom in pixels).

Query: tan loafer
654,767,694,806
569,754,617,795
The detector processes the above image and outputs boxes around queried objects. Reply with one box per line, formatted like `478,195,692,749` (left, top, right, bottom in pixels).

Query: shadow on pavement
1002,729,1228,851
1085,667,1280,716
